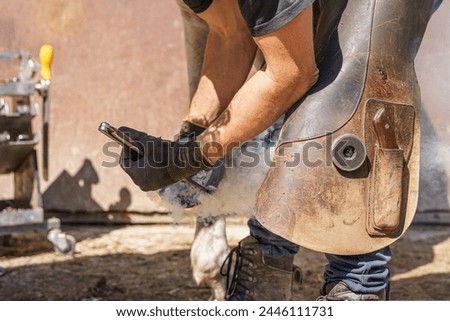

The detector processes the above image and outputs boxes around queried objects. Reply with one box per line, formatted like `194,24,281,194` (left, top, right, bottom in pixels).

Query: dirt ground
0,217,449,301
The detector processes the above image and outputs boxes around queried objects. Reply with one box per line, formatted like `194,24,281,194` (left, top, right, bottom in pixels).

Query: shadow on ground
0,250,207,300
0,224,448,300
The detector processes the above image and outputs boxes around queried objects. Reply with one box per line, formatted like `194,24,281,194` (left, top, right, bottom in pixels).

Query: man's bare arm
198,5,318,163
185,0,257,128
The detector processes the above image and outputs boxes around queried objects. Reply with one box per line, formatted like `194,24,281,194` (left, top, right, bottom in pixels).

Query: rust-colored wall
1,0,189,212
415,2,450,219
0,1,449,217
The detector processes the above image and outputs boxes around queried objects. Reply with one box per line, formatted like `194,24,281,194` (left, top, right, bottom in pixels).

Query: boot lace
220,246,242,299
220,245,255,299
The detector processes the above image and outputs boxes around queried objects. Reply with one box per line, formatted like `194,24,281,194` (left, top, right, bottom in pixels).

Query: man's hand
155,120,225,208
118,126,211,191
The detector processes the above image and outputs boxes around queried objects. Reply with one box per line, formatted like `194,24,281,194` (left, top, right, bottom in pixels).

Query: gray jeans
248,218,391,294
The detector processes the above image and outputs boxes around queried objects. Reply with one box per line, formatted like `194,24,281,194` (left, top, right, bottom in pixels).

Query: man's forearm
186,31,257,128
198,67,317,163
197,6,318,163
184,0,257,128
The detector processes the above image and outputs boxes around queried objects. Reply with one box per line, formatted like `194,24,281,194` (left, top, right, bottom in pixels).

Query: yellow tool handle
40,44,53,81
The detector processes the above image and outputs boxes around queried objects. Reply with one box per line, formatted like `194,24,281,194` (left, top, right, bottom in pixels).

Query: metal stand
0,50,75,271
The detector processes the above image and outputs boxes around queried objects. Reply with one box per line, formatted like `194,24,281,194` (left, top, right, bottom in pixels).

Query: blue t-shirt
182,0,315,37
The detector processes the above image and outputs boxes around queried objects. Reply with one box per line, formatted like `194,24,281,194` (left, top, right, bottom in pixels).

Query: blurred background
0,0,190,216
0,0,448,220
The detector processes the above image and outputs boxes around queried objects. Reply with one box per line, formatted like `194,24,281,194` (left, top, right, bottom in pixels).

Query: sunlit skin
185,0,318,163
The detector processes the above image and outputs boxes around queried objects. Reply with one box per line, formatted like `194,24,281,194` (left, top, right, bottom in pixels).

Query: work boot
317,281,389,301
220,235,301,300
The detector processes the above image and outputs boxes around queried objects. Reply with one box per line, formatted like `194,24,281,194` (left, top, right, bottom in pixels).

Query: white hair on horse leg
147,119,283,221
